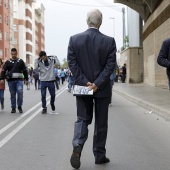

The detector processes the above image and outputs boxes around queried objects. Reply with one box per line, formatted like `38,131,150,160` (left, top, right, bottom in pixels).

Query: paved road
0,83,170,170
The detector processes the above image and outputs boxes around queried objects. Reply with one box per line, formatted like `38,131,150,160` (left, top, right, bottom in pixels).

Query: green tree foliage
61,58,68,68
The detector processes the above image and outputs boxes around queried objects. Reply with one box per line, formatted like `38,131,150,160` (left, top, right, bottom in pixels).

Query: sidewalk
113,82,170,121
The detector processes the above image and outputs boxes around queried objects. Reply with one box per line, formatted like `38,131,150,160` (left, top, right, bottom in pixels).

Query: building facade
0,0,45,67
0,0,10,61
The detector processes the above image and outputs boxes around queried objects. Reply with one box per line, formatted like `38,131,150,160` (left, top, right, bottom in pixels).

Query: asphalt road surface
0,83,170,170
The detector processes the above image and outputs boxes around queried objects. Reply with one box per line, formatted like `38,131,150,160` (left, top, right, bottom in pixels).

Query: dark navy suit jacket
157,38,170,76
67,28,117,97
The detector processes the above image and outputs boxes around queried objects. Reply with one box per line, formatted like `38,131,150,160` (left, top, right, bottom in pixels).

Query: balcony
35,8,42,16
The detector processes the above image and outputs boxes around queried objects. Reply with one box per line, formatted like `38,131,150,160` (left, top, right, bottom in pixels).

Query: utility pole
109,17,115,38
122,7,126,49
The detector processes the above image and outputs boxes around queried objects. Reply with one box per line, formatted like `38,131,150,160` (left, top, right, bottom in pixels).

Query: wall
143,1,170,88
120,47,143,83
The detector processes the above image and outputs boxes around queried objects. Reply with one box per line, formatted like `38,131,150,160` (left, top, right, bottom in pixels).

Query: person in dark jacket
121,63,126,83
67,9,116,169
1,48,28,113
157,38,170,90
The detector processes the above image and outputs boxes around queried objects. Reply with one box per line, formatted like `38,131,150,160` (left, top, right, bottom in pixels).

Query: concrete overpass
114,0,163,21
114,0,170,89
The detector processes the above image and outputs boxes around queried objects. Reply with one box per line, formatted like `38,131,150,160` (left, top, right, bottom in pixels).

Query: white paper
73,85,93,96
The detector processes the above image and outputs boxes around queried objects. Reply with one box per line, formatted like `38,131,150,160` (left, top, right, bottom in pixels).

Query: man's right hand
86,82,98,92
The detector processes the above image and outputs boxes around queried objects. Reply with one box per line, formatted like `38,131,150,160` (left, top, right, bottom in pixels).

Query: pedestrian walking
34,51,60,114
54,66,59,90
121,63,126,83
157,38,170,90
28,67,33,84
0,59,5,110
33,68,40,90
57,67,61,85
1,48,28,113
60,68,66,84
27,74,31,90
67,9,116,169
67,69,74,93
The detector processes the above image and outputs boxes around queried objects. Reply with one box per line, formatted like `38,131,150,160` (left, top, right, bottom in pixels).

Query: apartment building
0,0,45,67
33,2,45,59
0,0,10,61
12,0,45,67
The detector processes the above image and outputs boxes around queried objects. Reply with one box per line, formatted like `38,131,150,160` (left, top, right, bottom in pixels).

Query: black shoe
95,157,110,164
11,108,16,113
18,106,23,113
70,145,82,169
42,108,47,114
1,104,4,110
51,104,55,111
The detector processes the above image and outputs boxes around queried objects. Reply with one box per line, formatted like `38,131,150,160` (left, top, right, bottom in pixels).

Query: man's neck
11,57,18,60
89,26,98,30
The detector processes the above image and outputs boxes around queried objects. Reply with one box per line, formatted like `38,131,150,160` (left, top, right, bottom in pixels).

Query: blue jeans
68,76,74,91
41,81,55,109
0,89,4,105
8,80,23,108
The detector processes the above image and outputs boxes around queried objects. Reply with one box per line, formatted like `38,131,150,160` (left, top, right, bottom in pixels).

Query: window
13,37,17,44
13,24,17,31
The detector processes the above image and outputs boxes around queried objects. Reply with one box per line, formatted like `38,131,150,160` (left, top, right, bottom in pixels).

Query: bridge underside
114,0,163,21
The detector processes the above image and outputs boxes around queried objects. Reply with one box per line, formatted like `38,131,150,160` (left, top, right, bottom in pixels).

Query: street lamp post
122,7,126,49
109,17,115,38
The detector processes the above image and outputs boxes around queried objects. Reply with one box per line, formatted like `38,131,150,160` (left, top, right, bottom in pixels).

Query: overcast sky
37,0,126,63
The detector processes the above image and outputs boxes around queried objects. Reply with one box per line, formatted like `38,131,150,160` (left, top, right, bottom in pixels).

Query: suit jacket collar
86,28,100,33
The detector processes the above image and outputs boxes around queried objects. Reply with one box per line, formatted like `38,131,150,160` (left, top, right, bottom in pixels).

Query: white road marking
0,85,67,148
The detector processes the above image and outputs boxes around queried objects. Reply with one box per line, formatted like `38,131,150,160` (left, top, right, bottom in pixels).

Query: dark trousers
122,74,126,83
73,96,110,161
40,81,55,109
68,76,74,91
55,77,59,89
34,78,40,89
0,89,4,105
61,77,65,84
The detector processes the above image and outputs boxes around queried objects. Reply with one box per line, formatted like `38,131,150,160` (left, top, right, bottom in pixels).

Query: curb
113,88,170,121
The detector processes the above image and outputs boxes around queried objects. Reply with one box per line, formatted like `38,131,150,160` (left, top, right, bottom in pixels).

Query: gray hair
86,9,102,28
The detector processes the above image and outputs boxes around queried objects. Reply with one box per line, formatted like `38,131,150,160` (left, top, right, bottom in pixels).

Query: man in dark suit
157,38,170,90
67,9,117,169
